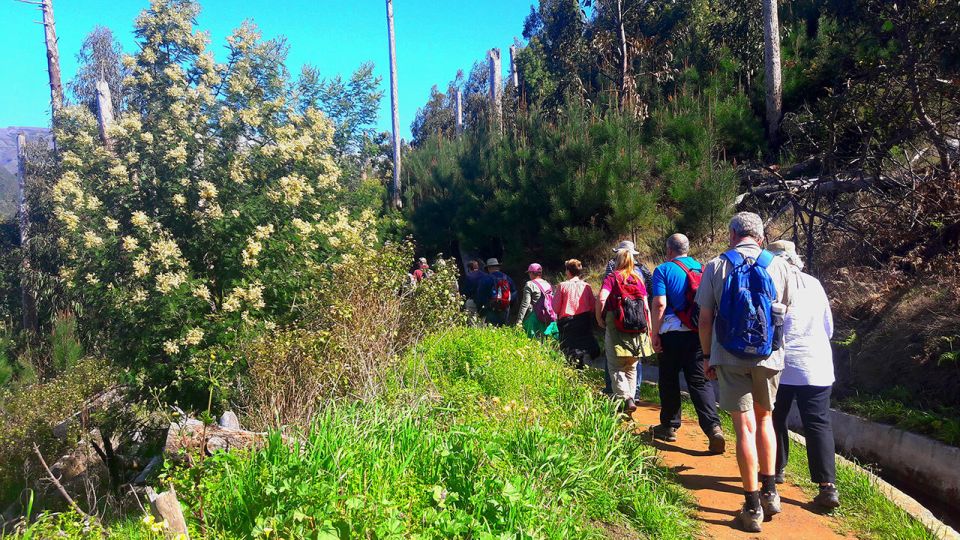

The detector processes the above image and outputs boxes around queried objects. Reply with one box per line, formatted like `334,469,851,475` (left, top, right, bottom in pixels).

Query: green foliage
157,328,693,539
406,91,749,271
0,358,114,501
0,328,13,387
48,0,388,405
239,241,464,428
297,62,386,178
839,391,960,448
50,313,83,374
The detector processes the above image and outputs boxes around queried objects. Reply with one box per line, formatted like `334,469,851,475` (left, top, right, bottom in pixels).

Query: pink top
552,277,596,319
601,271,648,312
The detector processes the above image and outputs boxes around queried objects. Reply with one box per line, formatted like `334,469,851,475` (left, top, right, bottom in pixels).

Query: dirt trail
632,402,854,540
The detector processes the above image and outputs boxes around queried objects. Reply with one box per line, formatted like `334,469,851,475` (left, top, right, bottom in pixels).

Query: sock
760,474,777,494
744,490,761,511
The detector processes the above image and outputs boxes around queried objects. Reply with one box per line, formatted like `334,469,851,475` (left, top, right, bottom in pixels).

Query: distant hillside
0,127,50,219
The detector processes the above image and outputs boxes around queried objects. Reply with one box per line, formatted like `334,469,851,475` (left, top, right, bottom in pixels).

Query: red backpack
669,259,702,332
490,277,512,311
613,272,648,334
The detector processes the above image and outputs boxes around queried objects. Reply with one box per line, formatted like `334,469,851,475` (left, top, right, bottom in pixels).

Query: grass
9,328,695,539
837,393,960,448
635,383,937,539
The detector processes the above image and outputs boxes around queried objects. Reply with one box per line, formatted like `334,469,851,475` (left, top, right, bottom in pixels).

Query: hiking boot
760,490,782,518
707,426,726,454
738,504,764,532
652,424,677,442
814,485,840,509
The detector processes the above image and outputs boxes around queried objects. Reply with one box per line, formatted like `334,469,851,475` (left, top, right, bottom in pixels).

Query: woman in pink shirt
552,259,600,368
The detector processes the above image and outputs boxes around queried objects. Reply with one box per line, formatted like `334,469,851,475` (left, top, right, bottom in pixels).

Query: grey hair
729,211,765,241
666,233,690,255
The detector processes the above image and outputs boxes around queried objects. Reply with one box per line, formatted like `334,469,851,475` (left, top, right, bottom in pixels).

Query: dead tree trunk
41,0,63,117
509,45,519,89
617,0,632,110
385,0,402,209
455,89,463,135
488,48,503,134
16,134,38,335
95,79,115,150
762,0,783,144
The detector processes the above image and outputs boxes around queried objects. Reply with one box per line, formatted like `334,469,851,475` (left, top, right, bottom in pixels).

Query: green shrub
0,358,114,501
237,242,463,429
50,312,83,374
161,328,694,539
47,0,386,405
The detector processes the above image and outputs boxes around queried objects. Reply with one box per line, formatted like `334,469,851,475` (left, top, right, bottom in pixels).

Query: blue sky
0,0,534,140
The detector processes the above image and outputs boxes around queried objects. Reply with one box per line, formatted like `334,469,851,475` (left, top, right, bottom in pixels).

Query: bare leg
732,409,759,492
755,405,776,476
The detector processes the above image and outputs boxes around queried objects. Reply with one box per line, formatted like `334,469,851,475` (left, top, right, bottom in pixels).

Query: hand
651,334,662,353
703,359,717,381
596,314,605,328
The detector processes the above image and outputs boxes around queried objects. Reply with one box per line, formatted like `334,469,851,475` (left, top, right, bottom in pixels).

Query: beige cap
768,240,803,268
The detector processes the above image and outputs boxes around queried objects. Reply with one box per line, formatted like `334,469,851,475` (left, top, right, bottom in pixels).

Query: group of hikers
432,211,842,533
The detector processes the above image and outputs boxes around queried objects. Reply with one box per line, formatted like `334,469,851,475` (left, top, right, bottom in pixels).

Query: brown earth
631,402,854,540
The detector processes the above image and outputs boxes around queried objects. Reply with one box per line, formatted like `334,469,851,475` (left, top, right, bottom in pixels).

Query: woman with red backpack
596,249,652,413
516,263,559,339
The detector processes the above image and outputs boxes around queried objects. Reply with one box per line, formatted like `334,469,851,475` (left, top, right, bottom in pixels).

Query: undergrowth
158,328,694,539
13,328,693,539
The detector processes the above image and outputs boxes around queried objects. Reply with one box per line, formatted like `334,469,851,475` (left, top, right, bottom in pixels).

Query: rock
217,411,240,430
133,455,163,485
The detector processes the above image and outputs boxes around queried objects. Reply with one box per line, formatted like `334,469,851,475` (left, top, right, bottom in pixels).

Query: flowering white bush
51,0,382,400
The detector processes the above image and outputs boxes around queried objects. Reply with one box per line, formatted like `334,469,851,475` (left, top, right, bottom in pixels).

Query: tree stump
147,487,189,539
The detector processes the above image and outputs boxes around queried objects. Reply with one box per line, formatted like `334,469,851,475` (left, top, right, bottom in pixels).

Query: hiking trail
632,402,854,539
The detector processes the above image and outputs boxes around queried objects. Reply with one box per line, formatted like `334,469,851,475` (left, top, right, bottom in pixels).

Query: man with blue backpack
476,258,517,327
695,212,793,533
650,234,725,455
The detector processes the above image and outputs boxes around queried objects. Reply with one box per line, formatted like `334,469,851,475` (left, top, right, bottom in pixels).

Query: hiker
601,240,652,398
768,240,840,509
596,249,652,413
650,233,726,454
463,260,484,316
477,258,516,327
411,257,429,283
553,259,601,369
694,212,792,533
604,240,654,295
516,263,559,339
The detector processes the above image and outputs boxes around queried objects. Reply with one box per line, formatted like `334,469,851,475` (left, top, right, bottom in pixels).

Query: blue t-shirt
651,256,703,316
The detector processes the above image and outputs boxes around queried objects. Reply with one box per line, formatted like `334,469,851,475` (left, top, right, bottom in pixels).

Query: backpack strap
756,249,775,269
669,258,700,278
721,249,745,268
532,278,550,297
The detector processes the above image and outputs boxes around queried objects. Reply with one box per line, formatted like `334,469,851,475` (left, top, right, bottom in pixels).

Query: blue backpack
716,249,780,359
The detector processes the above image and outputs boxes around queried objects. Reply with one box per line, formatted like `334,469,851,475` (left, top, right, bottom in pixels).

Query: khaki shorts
716,365,782,412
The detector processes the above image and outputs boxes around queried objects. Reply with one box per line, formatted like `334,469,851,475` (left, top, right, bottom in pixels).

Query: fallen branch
31,443,99,525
